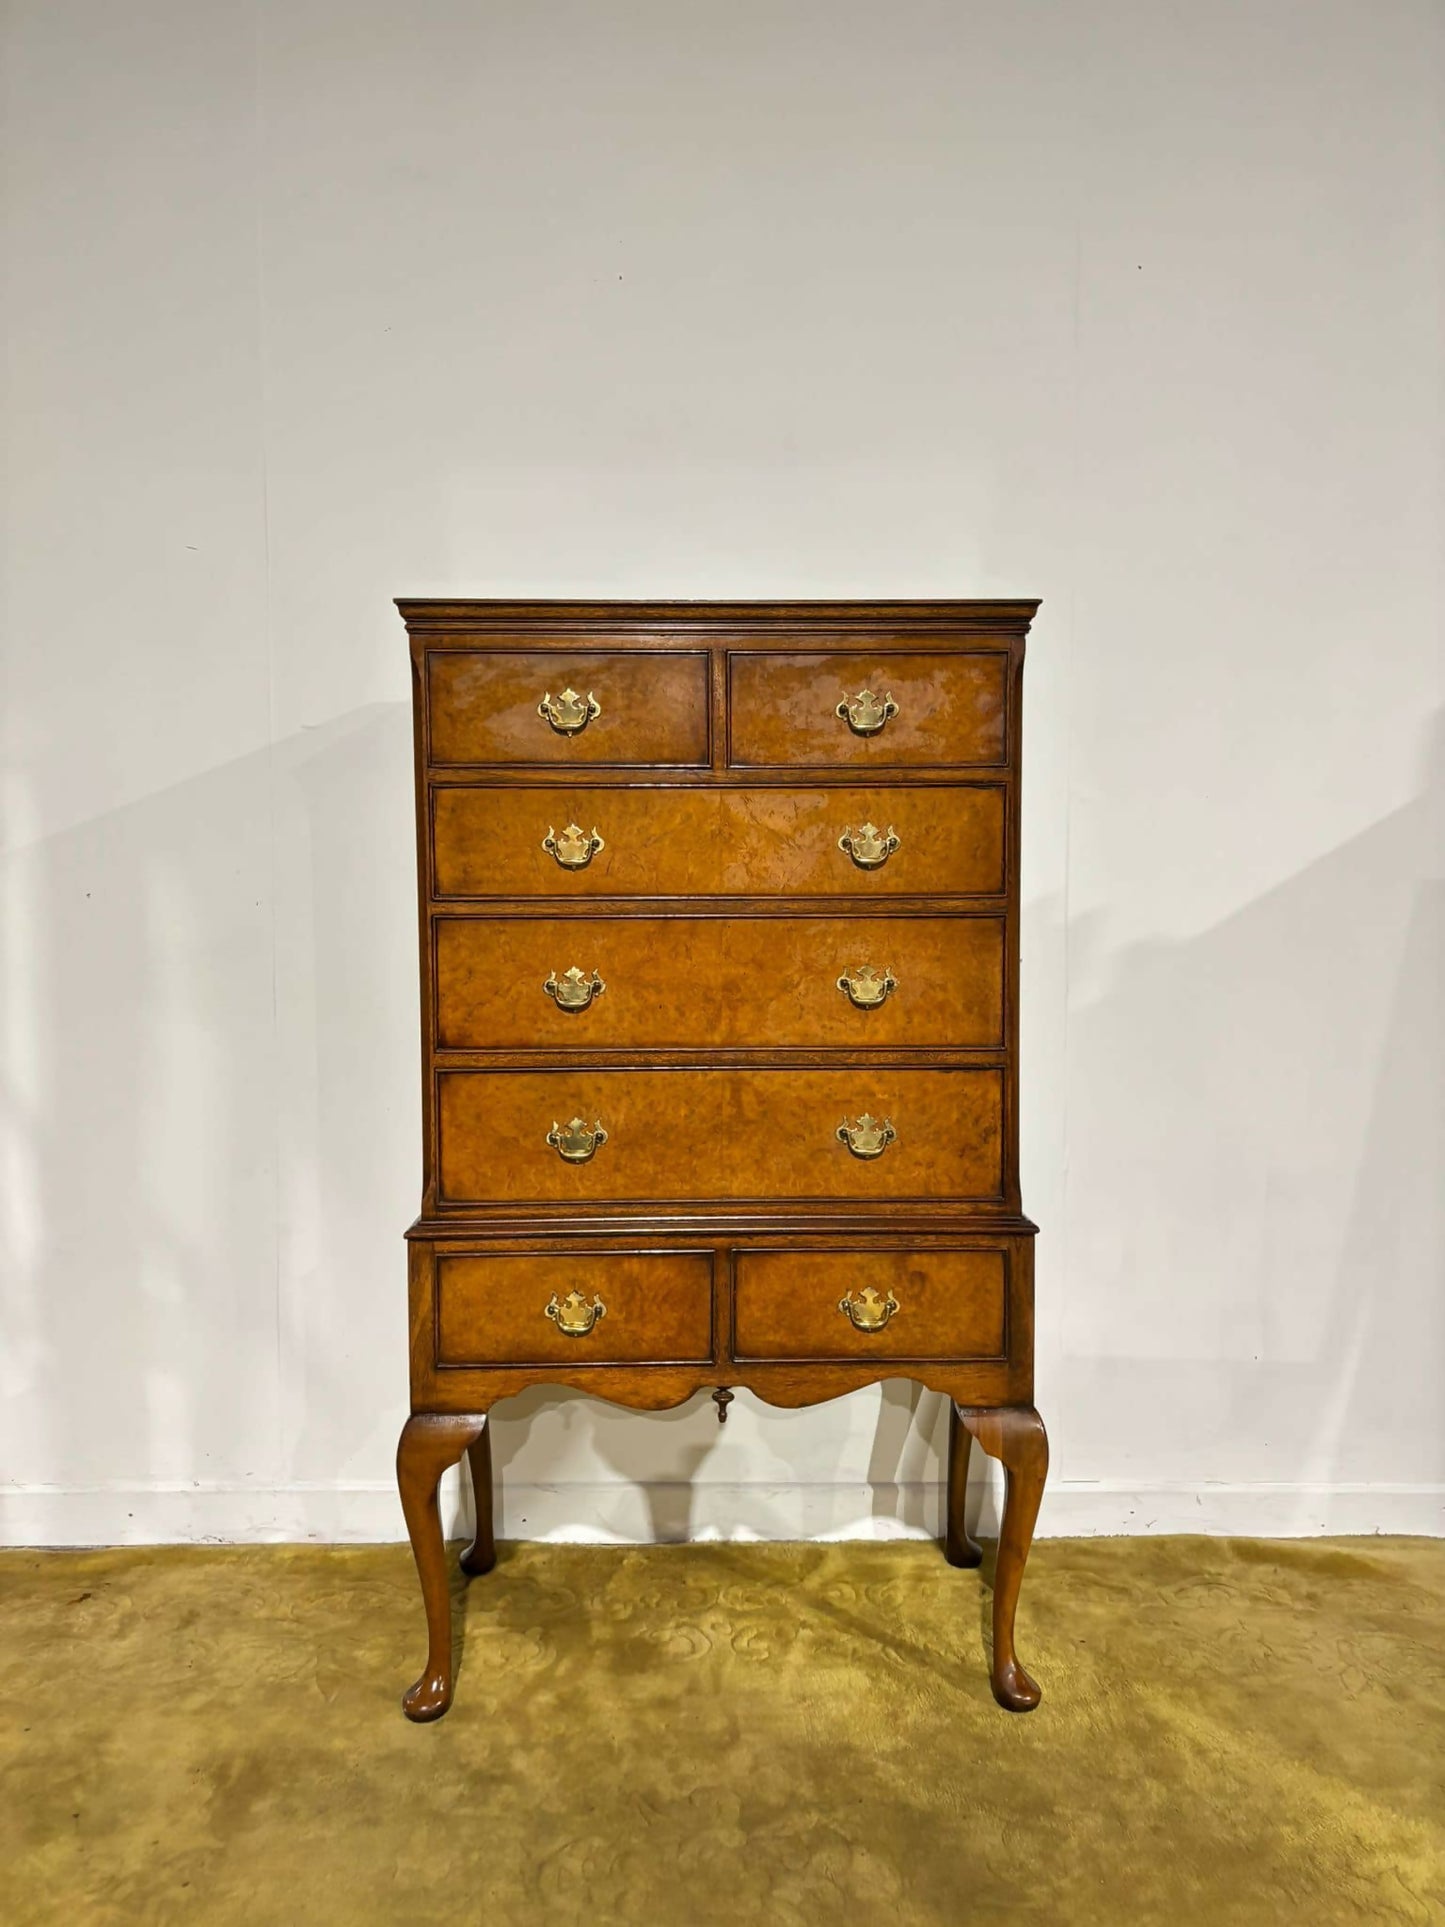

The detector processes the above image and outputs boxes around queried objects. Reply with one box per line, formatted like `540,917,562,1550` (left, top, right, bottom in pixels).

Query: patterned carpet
3,1536,1442,1924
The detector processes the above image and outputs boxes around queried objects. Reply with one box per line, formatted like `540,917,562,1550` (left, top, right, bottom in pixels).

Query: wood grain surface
729,651,1007,766
436,1251,714,1366
431,784,1006,898
428,650,709,765
732,1247,1007,1360
436,1066,1004,1203
434,913,1004,1050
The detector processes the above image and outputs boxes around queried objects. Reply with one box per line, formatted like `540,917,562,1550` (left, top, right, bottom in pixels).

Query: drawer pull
837,822,899,870
542,823,605,870
837,965,897,1010
838,1285,900,1333
545,1289,607,1337
546,1116,608,1163
538,688,601,736
836,688,899,736
836,1113,896,1159
544,966,606,1011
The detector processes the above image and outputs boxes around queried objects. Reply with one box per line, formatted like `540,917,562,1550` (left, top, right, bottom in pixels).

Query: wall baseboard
1,1477,1441,1546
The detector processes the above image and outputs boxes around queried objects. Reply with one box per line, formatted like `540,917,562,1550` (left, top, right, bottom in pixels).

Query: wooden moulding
397,598,1041,637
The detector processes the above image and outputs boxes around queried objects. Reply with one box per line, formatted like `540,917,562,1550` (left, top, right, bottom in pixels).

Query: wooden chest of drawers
395,600,1048,1720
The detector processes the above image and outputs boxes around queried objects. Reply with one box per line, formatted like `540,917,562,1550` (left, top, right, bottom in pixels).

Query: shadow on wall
479,1376,992,1545
1055,708,1444,1504
5,696,1437,1540
485,1385,725,1541
276,701,419,1491
0,701,418,1523
2,731,285,1501
484,707,1443,1539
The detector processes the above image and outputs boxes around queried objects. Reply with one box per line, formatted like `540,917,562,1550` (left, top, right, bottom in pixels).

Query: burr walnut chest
396,599,1048,1720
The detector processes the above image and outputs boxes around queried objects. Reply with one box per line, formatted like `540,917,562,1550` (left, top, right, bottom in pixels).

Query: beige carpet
2,1536,1442,1924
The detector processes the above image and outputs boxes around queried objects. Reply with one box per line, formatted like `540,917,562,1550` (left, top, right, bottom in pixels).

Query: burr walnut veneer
396,599,1047,1721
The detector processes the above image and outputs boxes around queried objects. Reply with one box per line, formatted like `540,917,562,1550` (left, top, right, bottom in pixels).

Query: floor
3,1536,1442,1925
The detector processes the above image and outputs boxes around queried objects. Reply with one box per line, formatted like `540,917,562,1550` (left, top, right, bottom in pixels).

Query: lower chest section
410,1235,1034,1411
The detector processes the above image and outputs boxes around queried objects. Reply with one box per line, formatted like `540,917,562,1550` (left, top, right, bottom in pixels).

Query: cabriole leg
460,1418,495,1576
397,1412,486,1722
954,1403,1049,1711
945,1400,983,1567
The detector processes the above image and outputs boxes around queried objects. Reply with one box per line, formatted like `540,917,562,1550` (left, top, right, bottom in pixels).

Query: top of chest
401,600,1037,774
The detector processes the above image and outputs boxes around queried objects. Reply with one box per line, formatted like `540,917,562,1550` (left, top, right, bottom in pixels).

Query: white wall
3,0,1441,1546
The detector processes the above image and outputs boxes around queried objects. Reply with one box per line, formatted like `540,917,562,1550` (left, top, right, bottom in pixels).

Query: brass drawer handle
838,1286,900,1332
837,822,899,870
542,823,605,869
837,965,897,1009
837,1113,895,1159
546,1289,607,1337
538,688,601,736
837,689,898,736
544,967,605,1011
546,1116,608,1163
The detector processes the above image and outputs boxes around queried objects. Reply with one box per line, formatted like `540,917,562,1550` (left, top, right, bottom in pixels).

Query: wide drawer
427,650,709,766
436,1067,1003,1203
729,652,1007,767
436,1251,714,1366
432,785,1006,898
732,1248,1007,1361
435,914,1004,1050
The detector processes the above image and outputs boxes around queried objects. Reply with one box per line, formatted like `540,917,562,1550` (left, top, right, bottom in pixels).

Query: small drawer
436,1251,714,1366
431,785,1006,899
427,650,709,766
435,913,1004,1051
733,1248,1006,1361
729,652,1007,767
436,1067,1004,1205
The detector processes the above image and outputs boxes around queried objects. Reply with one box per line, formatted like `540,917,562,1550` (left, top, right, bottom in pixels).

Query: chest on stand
393,599,1048,1721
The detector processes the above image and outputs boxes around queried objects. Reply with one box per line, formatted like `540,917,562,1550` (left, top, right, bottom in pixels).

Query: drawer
427,651,709,766
436,1251,714,1366
729,652,1007,767
437,1067,1003,1204
732,1248,1006,1361
435,914,1004,1050
432,785,1006,899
